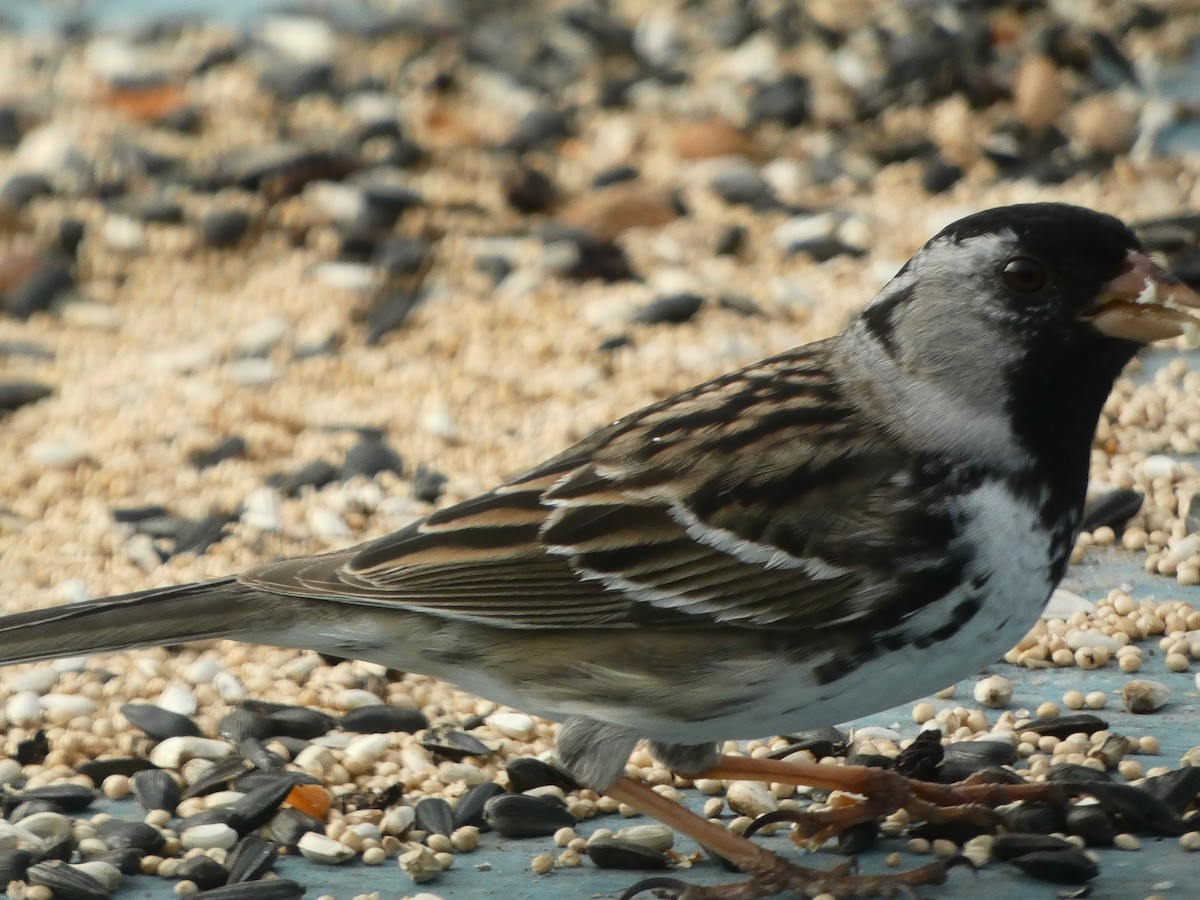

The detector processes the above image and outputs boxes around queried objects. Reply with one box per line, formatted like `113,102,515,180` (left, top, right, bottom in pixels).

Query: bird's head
852,203,1200,475
862,203,1200,376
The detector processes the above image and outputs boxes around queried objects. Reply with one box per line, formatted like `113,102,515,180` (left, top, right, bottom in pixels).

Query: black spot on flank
813,653,861,687
913,597,983,649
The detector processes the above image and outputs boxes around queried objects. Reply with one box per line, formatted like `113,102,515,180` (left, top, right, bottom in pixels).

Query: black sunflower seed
1003,803,1066,835
237,738,285,772
0,849,32,882
632,293,704,325
1142,765,1200,813
836,821,878,855
1065,804,1117,846
10,800,64,821
15,784,98,812
586,836,670,870
1078,781,1185,835
453,782,505,830
1081,487,1143,532
226,834,279,883
0,381,52,413
339,705,428,734
234,771,317,793
230,777,296,835
265,706,336,740
1008,848,1099,885
269,808,324,847
189,435,248,470
843,753,893,770
131,769,181,813
31,833,74,863
26,860,110,900
75,758,156,783
942,740,1018,768
894,728,943,780
93,848,145,875
421,729,492,761
1046,763,1112,785
182,757,256,799
178,808,237,831
414,797,455,836
483,793,575,838
194,878,306,899
771,726,847,760
178,855,230,890
219,709,273,743
504,757,578,793
119,703,202,740
1016,714,1107,739
991,833,1076,861
341,435,404,479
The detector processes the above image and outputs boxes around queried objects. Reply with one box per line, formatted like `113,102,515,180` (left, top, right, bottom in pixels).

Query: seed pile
2,0,1200,896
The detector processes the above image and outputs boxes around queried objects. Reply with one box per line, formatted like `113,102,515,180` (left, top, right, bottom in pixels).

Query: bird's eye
1001,256,1048,293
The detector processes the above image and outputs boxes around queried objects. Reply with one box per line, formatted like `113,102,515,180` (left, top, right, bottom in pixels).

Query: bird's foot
695,756,1064,845
618,853,961,899
603,776,966,900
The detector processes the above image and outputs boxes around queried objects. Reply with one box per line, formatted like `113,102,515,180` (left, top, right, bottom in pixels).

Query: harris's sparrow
2,203,1197,898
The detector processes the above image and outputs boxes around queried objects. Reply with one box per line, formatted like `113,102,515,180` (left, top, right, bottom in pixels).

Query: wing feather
240,340,961,632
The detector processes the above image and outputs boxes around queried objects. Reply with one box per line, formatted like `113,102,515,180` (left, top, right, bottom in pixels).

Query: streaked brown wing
241,341,938,631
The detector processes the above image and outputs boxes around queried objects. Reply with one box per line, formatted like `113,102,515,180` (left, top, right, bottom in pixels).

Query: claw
742,809,809,840
618,876,693,899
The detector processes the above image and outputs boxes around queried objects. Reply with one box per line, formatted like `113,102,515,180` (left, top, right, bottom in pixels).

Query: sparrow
1,203,1197,898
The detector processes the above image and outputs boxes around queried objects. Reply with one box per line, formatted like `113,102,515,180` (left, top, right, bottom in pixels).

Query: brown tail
0,578,277,665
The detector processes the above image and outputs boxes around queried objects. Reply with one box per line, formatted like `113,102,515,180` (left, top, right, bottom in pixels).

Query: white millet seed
1062,690,1085,710
973,675,1013,709
1180,832,1200,851
1113,833,1141,851
911,702,935,724
1036,701,1060,719
1085,691,1108,710
531,854,554,875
